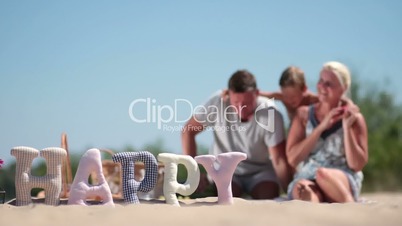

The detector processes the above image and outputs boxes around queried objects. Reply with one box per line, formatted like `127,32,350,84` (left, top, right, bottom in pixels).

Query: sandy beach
0,192,401,226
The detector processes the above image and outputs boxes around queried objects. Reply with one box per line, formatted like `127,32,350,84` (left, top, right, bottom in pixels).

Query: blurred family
181,61,368,203
182,70,292,199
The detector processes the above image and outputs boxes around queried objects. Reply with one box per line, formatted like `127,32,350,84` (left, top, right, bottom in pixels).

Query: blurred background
1,1,401,201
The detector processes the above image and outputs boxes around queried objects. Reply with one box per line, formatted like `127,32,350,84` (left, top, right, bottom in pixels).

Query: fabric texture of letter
195,152,247,204
112,151,158,204
11,146,66,206
157,153,200,206
68,148,114,206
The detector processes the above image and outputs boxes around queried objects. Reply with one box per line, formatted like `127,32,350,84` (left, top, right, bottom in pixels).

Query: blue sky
1,1,401,163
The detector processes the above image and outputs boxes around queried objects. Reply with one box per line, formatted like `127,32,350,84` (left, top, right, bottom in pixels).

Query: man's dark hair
228,70,257,92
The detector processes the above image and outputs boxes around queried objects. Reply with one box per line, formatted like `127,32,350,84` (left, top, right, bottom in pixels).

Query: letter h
11,146,66,206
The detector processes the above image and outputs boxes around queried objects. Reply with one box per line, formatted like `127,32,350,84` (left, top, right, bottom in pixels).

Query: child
259,66,318,121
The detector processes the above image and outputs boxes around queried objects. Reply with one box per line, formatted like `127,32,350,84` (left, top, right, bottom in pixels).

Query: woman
286,61,368,202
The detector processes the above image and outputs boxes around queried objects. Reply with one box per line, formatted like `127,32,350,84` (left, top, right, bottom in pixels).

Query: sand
0,193,401,226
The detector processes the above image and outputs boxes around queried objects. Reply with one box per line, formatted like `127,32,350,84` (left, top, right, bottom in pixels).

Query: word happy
11,146,246,207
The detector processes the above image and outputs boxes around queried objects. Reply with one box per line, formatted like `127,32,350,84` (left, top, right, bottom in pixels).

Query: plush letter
112,151,158,204
195,152,247,205
68,148,114,206
11,146,66,206
157,153,200,206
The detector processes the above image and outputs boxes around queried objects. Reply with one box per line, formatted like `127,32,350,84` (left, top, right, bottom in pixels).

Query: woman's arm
287,108,319,167
286,107,343,168
343,111,368,171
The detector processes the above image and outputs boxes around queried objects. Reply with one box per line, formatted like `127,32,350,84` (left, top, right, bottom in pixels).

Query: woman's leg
315,168,354,203
291,179,323,202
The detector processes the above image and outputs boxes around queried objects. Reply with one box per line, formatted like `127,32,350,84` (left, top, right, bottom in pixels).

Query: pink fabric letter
68,148,114,206
195,152,246,205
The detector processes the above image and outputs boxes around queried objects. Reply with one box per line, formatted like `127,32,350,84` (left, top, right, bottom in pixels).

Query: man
181,70,292,199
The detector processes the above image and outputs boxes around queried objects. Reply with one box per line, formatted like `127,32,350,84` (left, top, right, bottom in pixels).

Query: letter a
68,148,114,206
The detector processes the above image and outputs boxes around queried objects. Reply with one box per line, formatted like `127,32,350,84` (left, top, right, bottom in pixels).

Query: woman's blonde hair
322,61,351,97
